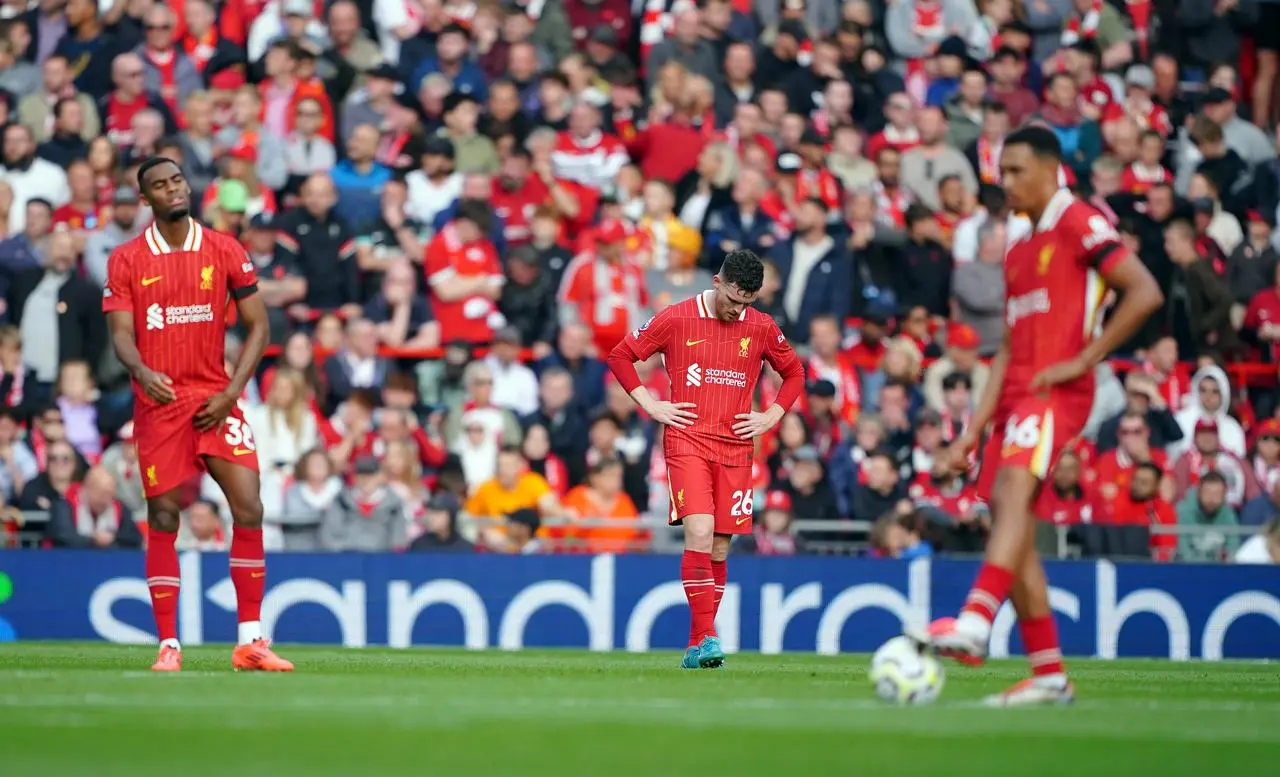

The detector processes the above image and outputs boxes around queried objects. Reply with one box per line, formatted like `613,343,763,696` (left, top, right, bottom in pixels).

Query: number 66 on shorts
666,454,755,535
976,395,1089,501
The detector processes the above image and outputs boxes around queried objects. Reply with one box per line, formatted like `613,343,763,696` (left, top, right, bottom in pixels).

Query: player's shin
145,526,181,648
229,526,266,645
710,535,731,637
681,517,716,647
957,469,1040,641
1011,553,1067,682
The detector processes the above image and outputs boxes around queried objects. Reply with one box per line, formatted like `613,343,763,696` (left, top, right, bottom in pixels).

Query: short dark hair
498,444,525,458
455,199,492,233
136,155,181,190
1134,461,1163,480
719,250,764,294
1004,125,1063,163
1199,470,1228,489
941,371,971,392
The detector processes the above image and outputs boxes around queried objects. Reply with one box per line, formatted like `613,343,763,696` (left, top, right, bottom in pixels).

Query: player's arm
735,323,805,439
195,249,269,431
606,312,697,428
103,250,176,404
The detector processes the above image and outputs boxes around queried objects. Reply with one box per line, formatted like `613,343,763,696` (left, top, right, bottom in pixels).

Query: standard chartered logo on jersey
146,302,214,331
686,363,702,387
686,364,747,389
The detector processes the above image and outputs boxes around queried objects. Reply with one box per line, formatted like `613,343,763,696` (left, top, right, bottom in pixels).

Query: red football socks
710,558,727,636
1020,615,1066,676
145,529,180,643
229,526,266,624
962,563,1015,624
681,549,715,647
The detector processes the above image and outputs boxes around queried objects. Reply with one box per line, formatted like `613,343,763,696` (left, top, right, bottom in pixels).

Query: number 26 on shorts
1003,415,1042,451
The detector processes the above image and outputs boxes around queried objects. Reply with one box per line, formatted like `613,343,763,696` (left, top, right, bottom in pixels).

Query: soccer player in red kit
915,127,1163,704
104,157,293,673
607,251,805,668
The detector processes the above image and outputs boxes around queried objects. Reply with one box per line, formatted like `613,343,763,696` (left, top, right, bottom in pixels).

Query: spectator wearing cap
408,493,474,553
81,187,143,287
498,508,544,554
1178,89,1275,192
438,91,498,175
134,4,202,114
331,123,393,229
499,244,559,353
779,442,841,525
950,217,1005,353
424,199,505,344
769,197,849,345
902,108,978,212
340,64,400,148
16,54,100,145
551,101,629,192
276,173,363,319
214,86,288,192
734,489,805,556
480,326,539,417
1173,415,1259,509
283,96,339,192
320,454,409,551
558,218,649,355
247,0,329,63
1163,220,1239,363
405,136,463,226
360,257,439,350
241,211,305,345
411,24,488,101
97,53,181,151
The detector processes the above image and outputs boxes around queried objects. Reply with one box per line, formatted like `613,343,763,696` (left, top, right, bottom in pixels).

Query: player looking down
917,126,1163,704
104,157,293,673
607,250,805,669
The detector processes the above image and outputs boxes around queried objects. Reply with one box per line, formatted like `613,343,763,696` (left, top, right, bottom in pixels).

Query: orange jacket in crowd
559,485,645,554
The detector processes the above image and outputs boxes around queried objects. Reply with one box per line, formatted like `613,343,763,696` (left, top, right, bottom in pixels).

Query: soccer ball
868,636,945,705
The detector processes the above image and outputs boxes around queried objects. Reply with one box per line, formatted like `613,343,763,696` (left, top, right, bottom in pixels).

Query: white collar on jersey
144,218,204,255
1034,188,1074,234
696,290,748,321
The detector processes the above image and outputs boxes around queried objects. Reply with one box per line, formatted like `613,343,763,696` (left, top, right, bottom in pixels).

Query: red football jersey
102,219,259,405
424,223,504,344
1001,190,1126,416
624,291,802,467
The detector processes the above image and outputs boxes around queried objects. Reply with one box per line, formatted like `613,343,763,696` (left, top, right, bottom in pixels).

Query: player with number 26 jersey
103,218,261,497
624,290,803,532
975,190,1126,499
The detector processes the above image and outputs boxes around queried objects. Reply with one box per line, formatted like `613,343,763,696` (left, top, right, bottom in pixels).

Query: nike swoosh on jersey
736,515,751,525
141,276,163,286
686,339,707,346
233,448,254,456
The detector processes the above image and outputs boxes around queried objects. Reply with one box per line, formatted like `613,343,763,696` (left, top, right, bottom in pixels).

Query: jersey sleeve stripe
231,283,259,299
1089,242,1125,274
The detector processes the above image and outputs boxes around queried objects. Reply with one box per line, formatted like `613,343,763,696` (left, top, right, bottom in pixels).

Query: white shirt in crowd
2,157,69,234
405,170,463,226
483,355,540,417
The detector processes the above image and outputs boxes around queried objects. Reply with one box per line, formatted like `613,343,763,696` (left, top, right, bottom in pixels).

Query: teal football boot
681,645,701,669
697,635,725,668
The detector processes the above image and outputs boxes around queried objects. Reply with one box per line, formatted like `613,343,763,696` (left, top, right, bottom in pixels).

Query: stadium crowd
1,0,1280,564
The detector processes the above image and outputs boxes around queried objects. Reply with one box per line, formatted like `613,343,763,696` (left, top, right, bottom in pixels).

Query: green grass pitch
0,644,1276,777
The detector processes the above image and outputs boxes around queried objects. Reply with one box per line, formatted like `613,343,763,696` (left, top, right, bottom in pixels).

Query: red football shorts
135,398,260,497
976,395,1090,503
666,454,754,535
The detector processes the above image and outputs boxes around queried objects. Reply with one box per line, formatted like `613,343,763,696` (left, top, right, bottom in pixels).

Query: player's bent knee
683,514,715,550
710,534,732,562
230,498,264,529
148,508,181,534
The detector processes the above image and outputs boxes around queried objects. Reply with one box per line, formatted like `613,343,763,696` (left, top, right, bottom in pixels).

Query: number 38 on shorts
665,454,756,535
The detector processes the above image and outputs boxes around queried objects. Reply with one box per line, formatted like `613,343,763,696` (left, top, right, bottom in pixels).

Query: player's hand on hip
138,368,177,404
194,391,236,432
1029,356,1090,391
732,407,782,439
649,401,698,428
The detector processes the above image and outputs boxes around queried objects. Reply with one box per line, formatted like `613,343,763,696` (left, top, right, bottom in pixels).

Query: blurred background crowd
2,0,1280,564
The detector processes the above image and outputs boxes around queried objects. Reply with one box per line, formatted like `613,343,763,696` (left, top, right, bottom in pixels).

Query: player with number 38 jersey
104,216,262,496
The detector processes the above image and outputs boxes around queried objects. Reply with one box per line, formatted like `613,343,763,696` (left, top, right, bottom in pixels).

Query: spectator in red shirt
1171,418,1260,509
1094,410,1169,501
424,200,505,345
491,145,594,248
565,0,633,53
98,53,179,149
136,4,203,115
1093,462,1176,560
551,101,629,191
865,92,921,162
51,160,104,253
625,93,710,185
1034,449,1092,526
558,218,649,355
